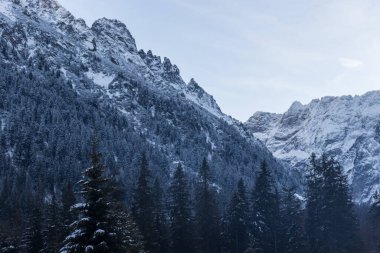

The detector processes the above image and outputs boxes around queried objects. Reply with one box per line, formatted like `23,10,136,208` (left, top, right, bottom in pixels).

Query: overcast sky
59,0,380,121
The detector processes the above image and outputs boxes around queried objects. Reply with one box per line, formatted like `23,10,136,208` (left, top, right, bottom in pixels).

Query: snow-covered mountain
246,91,380,202
0,0,296,200
0,0,228,121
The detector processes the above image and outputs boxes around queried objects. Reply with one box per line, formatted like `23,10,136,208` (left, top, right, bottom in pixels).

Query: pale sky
59,0,380,121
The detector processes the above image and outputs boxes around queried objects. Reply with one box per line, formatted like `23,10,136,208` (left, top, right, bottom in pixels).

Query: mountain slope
0,0,295,202
246,91,380,202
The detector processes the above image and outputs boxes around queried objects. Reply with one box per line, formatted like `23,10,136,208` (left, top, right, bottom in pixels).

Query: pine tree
112,206,145,253
369,191,380,253
195,158,221,253
151,179,170,253
251,161,281,253
223,178,250,253
280,187,306,253
328,159,361,253
305,154,361,253
61,180,76,242
44,189,63,253
60,140,117,253
25,206,44,253
132,153,155,251
111,180,146,253
0,172,21,252
305,153,324,253
169,164,195,253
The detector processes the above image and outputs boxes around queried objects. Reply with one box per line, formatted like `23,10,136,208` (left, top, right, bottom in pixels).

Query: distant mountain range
246,91,380,202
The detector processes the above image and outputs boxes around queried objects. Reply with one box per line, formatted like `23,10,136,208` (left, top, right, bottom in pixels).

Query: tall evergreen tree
151,179,170,253
60,140,117,253
112,209,145,253
110,179,146,253
280,187,306,253
305,154,361,253
251,161,281,253
305,153,324,253
169,164,195,253
223,178,250,253
195,158,221,253
44,189,63,253
25,206,44,253
61,180,76,242
132,153,155,251
369,191,380,253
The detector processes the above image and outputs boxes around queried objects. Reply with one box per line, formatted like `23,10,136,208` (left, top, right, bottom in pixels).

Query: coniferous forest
2,136,380,252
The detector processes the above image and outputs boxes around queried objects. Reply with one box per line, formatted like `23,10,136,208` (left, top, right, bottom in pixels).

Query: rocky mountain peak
246,111,281,133
280,101,308,128
18,0,61,9
92,17,137,52
161,56,181,83
287,101,304,113
16,0,73,23
187,78,209,97
187,78,199,89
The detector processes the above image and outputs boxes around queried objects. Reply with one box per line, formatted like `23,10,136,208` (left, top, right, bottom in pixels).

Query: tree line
1,140,380,253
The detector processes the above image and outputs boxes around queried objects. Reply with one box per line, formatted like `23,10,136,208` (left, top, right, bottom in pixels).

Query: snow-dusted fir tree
60,140,117,253
251,161,281,253
132,154,155,251
195,158,221,253
151,179,170,253
24,206,44,253
43,189,63,253
111,180,146,253
369,191,380,253
280,187,306,253
112,209,145,253
61,180,76,242
305,154,360,253
169,164,195,253
223,178,250,253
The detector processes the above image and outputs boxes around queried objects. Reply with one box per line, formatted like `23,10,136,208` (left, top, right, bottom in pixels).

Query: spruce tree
328,158,361,253
251,161,281,253
61,180,76,242
112,205,146,253
305,153,324,253
224,178,250,253
44,189,63,253
305,154,360,253
151,179,170,253
280,187,306,253
169,164,195,253
195,158,221,253
25,206,44,253
60,140,117,253
132,153,155,251
110,179,146,253
369,191,380,253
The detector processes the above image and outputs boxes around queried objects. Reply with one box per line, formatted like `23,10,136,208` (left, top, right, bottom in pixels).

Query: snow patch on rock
86,69,115,89
0,0,16,21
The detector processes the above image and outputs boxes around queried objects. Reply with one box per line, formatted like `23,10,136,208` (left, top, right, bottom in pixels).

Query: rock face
0,0,296,200
246,92,380,202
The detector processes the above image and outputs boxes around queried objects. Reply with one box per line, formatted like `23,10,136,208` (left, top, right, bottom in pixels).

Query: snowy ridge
246,91,380,202
0,0,237,130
